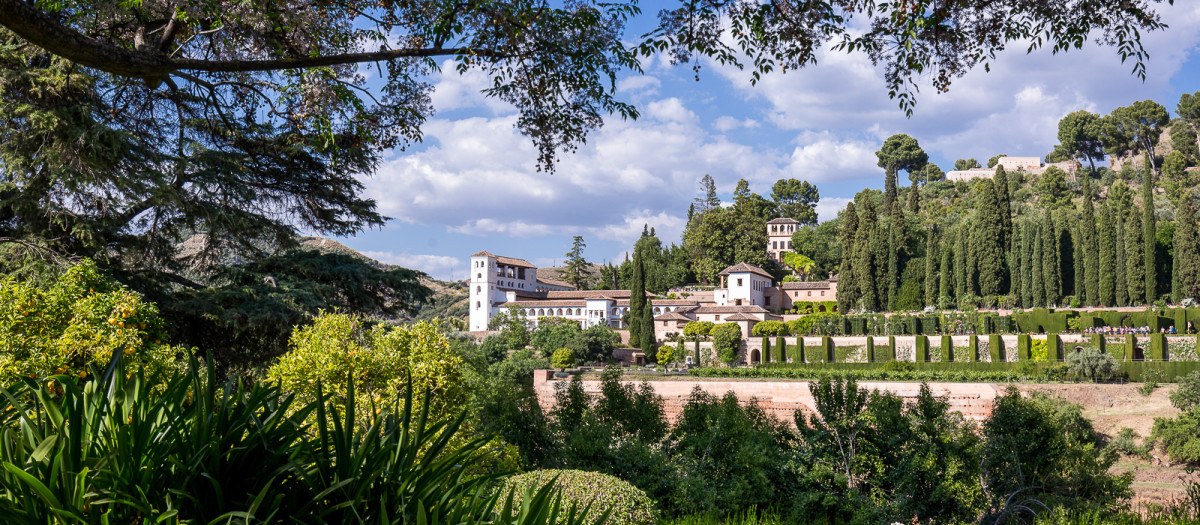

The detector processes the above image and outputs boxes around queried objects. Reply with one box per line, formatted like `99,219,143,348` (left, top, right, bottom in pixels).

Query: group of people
1084,323,1191,335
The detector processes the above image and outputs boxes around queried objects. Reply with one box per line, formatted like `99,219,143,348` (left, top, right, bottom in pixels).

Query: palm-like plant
0,354,607,525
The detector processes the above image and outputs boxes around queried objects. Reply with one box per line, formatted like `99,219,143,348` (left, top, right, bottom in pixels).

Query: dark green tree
628,247,646,348
1115,204,1128,306
971,179,1005,298
987,154,1007,168
770,178,820,225
1032,222,1046,307
837,203,860,313
994,166,1012,250
1042,209,1061,305
854,199,880,311
1052,110,1106,175
953,158,980,170
1173,201,1200,302
1162,151,1199,206
924,228,938,307
1175,92,1200,165
1080,178,1099,305
876,134,929,212
939,230,954,306
640,295,656,357
1020,221,1035,307
695,174,720,214
1036,166,1072,208
733,179,778,221
564,235,591,290
954,225,969,301
683,206,769,285
886,203,908,310
1144,167,1158,303
1103,100,1170,175
1126,208,1145,305
1098,202,1116,305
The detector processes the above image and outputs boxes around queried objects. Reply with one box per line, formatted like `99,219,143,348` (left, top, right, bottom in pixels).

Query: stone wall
533,370,1002,424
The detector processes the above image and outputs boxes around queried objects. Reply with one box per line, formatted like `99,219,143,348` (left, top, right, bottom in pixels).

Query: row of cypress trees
837,164,1200,312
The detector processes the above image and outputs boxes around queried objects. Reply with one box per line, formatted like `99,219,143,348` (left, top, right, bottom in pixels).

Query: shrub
712,323,743,365
751,320,788,337
1032,338,1049,361
1140,369,1166,396
1151,411,1200,465
683,321,714,340
1067,346,1119,382
1108,428,1151,460
0,259,184,384
1170,371,1200,412
503,469,658,525
267,312,466,422
552,347,576,370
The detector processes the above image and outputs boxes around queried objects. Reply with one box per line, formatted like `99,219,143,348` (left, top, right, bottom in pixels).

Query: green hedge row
781,307,1200,337
700,360,1200,383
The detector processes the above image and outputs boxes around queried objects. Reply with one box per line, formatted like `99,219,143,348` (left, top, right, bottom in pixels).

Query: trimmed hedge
989,335,1003,362
697,361,1200,383
915,335,929,363
503,469,658,525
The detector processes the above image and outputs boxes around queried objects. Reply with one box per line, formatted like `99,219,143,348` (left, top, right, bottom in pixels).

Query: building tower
767,217,800,263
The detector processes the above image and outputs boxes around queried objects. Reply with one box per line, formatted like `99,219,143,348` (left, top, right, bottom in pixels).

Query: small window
715,315,721,321
821,291,826,296
475,301,481,308
765,296,771,306
737,278,743,286
807,291,812,296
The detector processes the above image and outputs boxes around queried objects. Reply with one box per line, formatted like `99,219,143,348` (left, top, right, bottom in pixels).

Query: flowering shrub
503,469,657,525
267,312,465,422
0,260,183,384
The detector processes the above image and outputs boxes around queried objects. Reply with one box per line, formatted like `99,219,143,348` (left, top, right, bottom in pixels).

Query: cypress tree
994,165,1013,251
887,203,907,310
1080,178,1099,305
972,179,1005,297
1099,201,1116,305
1032,222,1046,306
884,170,898,214
640,295,655,356
1009,221,1022,303
939,232,953,305
954,225,969,301
1116,209,1128,306
628,247,645,348
1020,221,1034,308
1073,222,1085,299
837,202,860,313
908,183,920,214
855,199,879,311
925,227,938,307
871,205,890,306
1042,208,1061,305
1144,167,1157,303
1126,208,1145,305
1174,200,1200,301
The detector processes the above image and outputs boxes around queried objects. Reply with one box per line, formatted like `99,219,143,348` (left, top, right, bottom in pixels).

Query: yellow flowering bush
267,312,467,422
0,260,184,384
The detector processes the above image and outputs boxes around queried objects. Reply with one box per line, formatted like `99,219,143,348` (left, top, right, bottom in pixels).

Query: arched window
476,285,481,293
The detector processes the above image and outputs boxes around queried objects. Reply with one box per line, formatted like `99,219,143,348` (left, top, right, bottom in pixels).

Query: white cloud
713,116,760,132
617,75,661,95
360,251,463,280
783,134,881,183
427,60,516,115
815,197,853,222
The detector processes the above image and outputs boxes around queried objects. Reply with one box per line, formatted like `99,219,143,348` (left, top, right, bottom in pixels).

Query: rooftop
471,250,537,268
719,262,773,279
767,217,800,224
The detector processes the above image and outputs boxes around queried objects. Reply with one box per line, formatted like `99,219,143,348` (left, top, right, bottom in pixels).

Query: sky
341,2,1200,282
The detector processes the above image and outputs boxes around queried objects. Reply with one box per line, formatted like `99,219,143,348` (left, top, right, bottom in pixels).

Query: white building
766,217,798,262
945,158,1079,182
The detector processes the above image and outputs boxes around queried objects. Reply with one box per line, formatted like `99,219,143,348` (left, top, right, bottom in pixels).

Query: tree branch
0,0,503,82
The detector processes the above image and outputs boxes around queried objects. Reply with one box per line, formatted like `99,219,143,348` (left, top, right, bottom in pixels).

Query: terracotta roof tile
719,262,773,279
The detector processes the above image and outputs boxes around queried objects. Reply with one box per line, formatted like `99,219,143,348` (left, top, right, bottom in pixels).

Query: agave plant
0,353,608,525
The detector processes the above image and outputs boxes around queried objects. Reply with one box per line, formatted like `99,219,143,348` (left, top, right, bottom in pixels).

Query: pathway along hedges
712,360,1200,382
779,307,1200,336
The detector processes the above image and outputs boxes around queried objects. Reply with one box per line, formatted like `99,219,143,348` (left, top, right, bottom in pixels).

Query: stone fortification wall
533,370,1002,424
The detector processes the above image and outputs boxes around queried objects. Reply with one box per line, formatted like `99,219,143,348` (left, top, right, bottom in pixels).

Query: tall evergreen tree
1020,221,1035,307
954,225,969,301
564,235,591,290
939,233,953,305
1042,208,1061,305
908,184,921,214
1173,200,1200,302
837,202,860,313
1080,178,1099,305
1143,167,1157,303
627,247,646,347
1073,222,1085,299
994,165,1013,250
1098,202,1116,305
1126,208,1145,305
1032,222,1046,306
696,174,720,214
1115,208,1128,306
972,179,1006,297
925,227,938,307
886,203,907,310
1009,221,1023,305
640,294,656,356
854,199,879,311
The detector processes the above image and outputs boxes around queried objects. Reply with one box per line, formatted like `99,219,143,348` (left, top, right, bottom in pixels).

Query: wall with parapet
533,370,1002,424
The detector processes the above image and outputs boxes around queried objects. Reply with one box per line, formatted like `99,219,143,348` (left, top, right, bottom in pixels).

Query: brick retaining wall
533,370,1002,423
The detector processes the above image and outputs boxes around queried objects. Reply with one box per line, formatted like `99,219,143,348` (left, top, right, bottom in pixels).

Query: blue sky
340,2,1200,281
